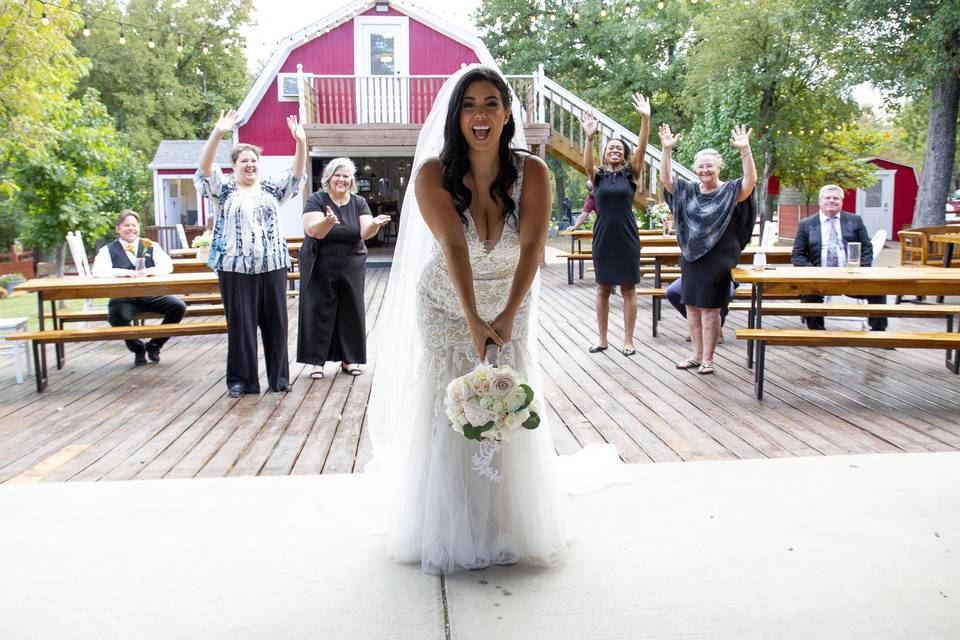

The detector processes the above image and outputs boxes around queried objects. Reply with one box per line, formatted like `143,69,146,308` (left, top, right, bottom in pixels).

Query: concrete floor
1,452,958,639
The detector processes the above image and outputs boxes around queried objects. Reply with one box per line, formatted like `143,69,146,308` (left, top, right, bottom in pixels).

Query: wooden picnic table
731,265,960,370
641,245,794,337
14,272,300,390
929,233,960,268
170,242,302,259
559,228,674,253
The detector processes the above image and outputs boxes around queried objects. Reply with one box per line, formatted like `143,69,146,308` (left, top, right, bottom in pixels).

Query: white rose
490,399,505,414
479,396,496,412
463,399,494,427
505,389,525,412
504,412,524,431
448,378,472,404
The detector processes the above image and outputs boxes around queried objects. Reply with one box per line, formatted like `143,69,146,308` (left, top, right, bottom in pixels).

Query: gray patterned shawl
664,176,756,262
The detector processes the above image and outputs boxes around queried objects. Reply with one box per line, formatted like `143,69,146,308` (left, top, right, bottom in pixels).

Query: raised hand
632,93,651,117
287,114,306,143
214,110,240,133
579,111,599,139
730,124,752,151
659,123,682,149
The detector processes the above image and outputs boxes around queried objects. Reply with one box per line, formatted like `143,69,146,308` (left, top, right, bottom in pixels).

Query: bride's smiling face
459,80,510,151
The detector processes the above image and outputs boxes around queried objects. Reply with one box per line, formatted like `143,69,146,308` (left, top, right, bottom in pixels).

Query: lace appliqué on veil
471,440,503,482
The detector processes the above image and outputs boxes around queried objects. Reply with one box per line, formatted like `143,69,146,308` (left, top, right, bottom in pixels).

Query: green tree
827,0,960,226
474,0,695,140
0,0,87,196
678,0,861,222
72,0,253,157
9,91,141,273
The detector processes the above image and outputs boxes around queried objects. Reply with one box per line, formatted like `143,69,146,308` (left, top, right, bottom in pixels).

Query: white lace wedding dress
376,155,573,574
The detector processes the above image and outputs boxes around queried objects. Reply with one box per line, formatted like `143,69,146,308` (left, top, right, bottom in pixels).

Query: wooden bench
7,321,228,392
44,304,225,329
899,224,960,266
735,328,960,399
647,286,800,338
557,251,592,284
728,301,960,328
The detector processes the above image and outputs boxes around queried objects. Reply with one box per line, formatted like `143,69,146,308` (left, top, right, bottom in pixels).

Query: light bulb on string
176,35,183,53
573,11,579,20
658,1,665,9
148,34,156,48
41,10,49,25
202,42,209,55
600,9,607,17
119,31,126,45
83,22,90,37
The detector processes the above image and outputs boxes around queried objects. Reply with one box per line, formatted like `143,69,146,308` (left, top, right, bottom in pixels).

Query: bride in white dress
368,66,573,574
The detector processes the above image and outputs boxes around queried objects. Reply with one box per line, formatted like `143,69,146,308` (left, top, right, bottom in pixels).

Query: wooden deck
1,263,959,483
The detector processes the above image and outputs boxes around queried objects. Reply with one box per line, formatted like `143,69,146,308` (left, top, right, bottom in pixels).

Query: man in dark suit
791,184,887,331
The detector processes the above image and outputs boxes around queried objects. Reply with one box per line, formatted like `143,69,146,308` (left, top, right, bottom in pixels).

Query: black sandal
309,367,324,380
340,364,363,376
588,345,608,353
622,348,636,356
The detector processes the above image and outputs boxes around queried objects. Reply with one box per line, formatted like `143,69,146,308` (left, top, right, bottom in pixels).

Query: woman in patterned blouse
196,110,307,398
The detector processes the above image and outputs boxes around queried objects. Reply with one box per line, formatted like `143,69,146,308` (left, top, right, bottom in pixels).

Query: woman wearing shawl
659,124,756,375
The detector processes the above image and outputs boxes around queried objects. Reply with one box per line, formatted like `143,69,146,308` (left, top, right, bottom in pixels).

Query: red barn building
148,0,693,243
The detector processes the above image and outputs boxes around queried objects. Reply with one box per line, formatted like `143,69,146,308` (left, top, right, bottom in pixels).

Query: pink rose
491,373,516,396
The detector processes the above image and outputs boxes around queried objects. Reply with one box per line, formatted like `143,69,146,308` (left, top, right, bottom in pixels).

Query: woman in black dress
578,93,650,356
298,157,391,378
660,125,756,375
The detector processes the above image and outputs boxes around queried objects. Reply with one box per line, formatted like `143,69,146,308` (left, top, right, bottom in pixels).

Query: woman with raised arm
195,110,307,397
659,123,757,375
578,94,650,356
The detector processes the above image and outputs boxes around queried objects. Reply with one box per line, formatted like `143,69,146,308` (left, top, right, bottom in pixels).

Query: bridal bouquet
444,364,541,442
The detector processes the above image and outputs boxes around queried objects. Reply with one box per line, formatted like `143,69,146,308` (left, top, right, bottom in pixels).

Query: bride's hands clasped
467,313,505,361
489,311,514,346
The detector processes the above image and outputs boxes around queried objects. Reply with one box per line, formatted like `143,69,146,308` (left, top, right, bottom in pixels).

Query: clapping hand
286,114,306,144
214,110,240,134
632,93,651,118
730,124,752,151
658,123,682,149
579,111,599,139
373,214,392,226
323,206,339,227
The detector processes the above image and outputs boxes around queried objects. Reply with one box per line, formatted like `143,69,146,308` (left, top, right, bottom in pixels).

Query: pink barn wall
240,8,482,154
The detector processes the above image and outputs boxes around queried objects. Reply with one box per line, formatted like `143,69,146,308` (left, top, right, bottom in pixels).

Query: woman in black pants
196,110,307,397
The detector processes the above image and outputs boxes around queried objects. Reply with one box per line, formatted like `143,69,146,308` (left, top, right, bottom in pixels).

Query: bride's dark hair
439,67,523,225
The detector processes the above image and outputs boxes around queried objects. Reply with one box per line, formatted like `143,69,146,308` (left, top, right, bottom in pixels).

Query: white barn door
354,16,409,124
856,169,895,238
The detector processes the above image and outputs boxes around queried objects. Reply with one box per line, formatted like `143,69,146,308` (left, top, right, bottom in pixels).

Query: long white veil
366,64,529,463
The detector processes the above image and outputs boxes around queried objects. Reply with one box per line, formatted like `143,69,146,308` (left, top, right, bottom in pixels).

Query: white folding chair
176,223,190,250
0,317,31,383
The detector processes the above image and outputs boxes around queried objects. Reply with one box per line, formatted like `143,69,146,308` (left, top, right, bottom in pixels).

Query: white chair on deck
176,223,190,250
0,316,31,383
65,232,95,326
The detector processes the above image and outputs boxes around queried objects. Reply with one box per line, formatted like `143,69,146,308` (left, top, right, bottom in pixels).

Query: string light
33,0,229,54
658,1,665,8
600,9,607,17
202,42,209,55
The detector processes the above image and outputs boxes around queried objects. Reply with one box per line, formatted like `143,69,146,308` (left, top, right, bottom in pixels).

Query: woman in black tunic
660,125,757,375
578,93,650,356
298,157,391,378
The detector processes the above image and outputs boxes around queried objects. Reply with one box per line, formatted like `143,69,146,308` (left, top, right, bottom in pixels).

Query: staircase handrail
538,73,696,181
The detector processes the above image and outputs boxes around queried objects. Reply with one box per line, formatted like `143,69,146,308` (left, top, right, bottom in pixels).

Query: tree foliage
71,0,254,157
8,91,142,262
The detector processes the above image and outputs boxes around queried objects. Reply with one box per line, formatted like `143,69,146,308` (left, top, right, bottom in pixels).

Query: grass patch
0,293,109,331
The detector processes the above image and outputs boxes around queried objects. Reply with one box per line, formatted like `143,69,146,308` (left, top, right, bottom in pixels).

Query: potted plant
191,234,212,262
0,272,26,295
648,202,674,235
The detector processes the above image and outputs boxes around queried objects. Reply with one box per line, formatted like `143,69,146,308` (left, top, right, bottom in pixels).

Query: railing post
536,64,546,124
296,64,306,123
